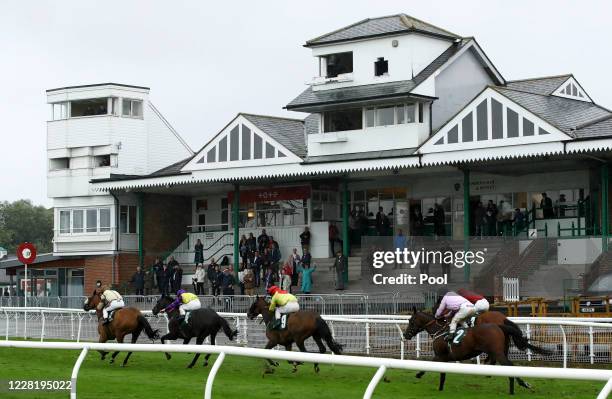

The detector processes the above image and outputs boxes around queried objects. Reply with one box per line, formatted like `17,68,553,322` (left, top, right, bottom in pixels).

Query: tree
0,200,53,254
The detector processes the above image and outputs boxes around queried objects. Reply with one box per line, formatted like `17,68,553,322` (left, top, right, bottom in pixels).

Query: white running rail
1,340,612,399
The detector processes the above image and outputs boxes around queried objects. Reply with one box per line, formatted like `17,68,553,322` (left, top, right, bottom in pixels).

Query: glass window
70,98,108,117
323,109,363,132
129,206,137,234
406,104,416,123
122,99,143,117
253,133,263,159
265,143,275,158
52,103,68,120
242,125,251,160
218,137,227,162
59,210,71,234
72,210,84,234
100,208,111,232
230,126,239,161
491,99,503,139
365,109,375,128
325,52,353,78
120,205,137,234
86,209,98,233
131,100,142,117
376,106,395,126
396,105,405,124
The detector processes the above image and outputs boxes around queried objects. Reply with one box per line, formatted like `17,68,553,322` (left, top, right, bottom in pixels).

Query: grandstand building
4,14,612,298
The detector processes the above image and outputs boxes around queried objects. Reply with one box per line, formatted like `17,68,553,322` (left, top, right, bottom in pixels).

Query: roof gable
551,76,592,103
419,87,573,154
182,114,303,172
305,14,460,47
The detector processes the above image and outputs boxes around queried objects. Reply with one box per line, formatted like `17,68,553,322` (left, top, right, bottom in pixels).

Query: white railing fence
503,276,520,302
1,340,612,399
2,307,612,367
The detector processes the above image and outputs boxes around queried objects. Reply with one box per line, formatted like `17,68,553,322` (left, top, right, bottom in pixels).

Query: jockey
267,285,299,329
163,289,201,322
457,288,490,315
99,286,125,325
434,291,476,341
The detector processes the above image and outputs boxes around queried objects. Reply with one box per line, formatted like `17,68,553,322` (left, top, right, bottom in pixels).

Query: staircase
582,251,612,293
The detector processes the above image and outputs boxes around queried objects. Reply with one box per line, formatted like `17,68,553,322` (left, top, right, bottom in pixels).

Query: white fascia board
566,138,612,154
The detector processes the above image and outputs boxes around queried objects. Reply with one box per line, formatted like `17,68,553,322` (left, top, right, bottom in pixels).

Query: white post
526,324,532,362
363,365,386,399
589,326,595,365
24,264,28,307
76,316,83,343
416,332,421,359
597,377,612,399
4,309,8,341
560,325,568,368
365,322,370,355
40,310,45,342
70,346,89,399
204,352,225,399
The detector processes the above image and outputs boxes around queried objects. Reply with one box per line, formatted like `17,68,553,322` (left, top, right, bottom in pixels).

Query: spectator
349,209,358,245
238,265,246,295
257,229,269,253
243,268,255,296
239,235,249,267
130,266,145,296
170,261,183,292
485,200,497,236
298,263,316,294
513,208,525,231
281,260,293,292
252,251,263,287
540,192,554,219
220,268,235,295
151,257,163,290
143,263,155,296
439,242,454,282
220,255,230,267
412,208,424,237
473,202,486,238
357,208,369,238
328,222,342,256
194,264,206,295
376,206,391,236
269,237,281,272
247,233,257,260
156,263,171,296
556,193,567,217
290,248,301,288
210,264,221,296
331,251,346,290
433,203,446,238
393,229,407,269
301,248,312,268
299,227,311,254
194,239,204,267
263,267,276,290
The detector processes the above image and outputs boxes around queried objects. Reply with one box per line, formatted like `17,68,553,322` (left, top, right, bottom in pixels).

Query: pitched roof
305,14,460,46
149,156,193,177
573,115,612,139
505,74,572,96
492,86,611,135
286,39,470,110
240,113,306,158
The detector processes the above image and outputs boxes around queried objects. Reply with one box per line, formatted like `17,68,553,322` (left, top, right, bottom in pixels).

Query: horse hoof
415,372,424,379
165,354,171,361
109,359,114,365
203,362,208,367
383,377,391,383
314,365,320,374
187,365,194,369
292,368,298,374
272,361,279,367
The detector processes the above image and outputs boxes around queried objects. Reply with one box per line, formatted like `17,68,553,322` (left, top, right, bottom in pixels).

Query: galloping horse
404,308,550,395
247,296,343,374
152,295,238,368
83,289,159,366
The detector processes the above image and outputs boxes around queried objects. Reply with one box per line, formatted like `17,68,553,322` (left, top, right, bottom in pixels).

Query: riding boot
102,318,110,325
445,332,454,343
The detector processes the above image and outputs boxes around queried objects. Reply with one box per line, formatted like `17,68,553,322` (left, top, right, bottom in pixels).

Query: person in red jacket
457,288,490,314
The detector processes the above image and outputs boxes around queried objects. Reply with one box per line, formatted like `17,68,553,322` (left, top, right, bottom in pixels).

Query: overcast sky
1,0,611,207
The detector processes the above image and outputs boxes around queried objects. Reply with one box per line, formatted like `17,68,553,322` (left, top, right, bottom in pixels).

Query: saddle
448,327,467,346
268,313,291,331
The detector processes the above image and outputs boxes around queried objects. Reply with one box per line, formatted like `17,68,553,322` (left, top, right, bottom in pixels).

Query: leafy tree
0,200,53,254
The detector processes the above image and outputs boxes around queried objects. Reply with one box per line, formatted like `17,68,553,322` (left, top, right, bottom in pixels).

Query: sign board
17,242,37,264
528,229,538,239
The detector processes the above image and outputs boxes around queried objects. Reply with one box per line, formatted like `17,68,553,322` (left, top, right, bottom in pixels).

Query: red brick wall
84,255,114,292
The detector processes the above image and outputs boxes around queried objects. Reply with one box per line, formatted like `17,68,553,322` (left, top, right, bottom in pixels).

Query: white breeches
449,302,476,333
474,298,490,314
103,299,125,319
275,301,299,319
179,299,201,316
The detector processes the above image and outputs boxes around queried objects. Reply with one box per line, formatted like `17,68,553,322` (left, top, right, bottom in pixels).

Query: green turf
0,346,604,399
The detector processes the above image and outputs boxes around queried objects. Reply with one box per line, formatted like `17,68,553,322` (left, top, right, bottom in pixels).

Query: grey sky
1,1,611,207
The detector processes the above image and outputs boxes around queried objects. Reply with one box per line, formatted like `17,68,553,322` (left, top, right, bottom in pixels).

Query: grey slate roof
287,39,470,110
149,157,193,177
505,75,572,96
240,113,306,158
573,115,612,139
492,86,611,135
304,148,416,164
306,14,460,46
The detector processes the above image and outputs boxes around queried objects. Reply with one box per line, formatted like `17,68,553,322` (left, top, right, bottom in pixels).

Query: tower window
324,52,353,78
374,57,388,76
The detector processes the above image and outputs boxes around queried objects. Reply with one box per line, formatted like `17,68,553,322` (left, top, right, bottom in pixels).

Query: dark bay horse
404,309,549,395
83,289,159,366
152,295,238,368
247,296,343,374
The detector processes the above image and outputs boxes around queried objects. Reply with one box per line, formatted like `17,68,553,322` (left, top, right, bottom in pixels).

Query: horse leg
312,336,327,374
161,331,179,360
295,339,316,374
202,333,216,367
284,344,300,373
262,341,278,375
121,328,142,367
98,335,109,360
110,334,125,364
187,336,205,369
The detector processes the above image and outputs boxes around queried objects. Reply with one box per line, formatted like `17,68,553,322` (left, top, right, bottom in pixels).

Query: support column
602,164,609,252
342,179,350,283
233,183,240,275
137,192,144,268
463,169,471,282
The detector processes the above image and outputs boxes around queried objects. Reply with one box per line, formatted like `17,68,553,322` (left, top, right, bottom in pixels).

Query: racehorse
83,289,159,367
404,309,550,395
152,295,238,368
247,296,343,374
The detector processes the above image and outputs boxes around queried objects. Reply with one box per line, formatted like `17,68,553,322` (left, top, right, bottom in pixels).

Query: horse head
83,289,102,311
152,295,173,315
404,306,434,340
247,295,268,320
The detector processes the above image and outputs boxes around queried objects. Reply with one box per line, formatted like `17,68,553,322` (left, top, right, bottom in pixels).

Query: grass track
0,346,605,399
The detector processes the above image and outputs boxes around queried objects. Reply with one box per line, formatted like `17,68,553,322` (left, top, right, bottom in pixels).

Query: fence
1,340,612,399
503,277,520,302
2,307,612,367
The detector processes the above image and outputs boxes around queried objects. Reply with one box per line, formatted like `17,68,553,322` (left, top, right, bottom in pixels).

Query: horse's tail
500,320,551,355
138,314,160,341
219,316,238,341
316,316,343,355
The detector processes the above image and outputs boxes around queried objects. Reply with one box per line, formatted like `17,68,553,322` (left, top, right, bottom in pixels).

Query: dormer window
323,52,353,78
374,57,388,76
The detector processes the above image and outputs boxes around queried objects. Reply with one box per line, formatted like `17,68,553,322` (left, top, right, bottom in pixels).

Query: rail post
204,352,226,399
70,346,89,399
416,332,421,359
365,322,370,355
560,325,568,368
363,365,386,399
395,324,405,360
76,315,83,342
526,324,532,362
597,377,612,399
4,309,8,341
40,309,45,342
589,326,595,365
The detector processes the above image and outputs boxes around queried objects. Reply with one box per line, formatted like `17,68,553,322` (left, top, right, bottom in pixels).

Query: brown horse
83,289,159,366
404,309,549,394
247,296,342,374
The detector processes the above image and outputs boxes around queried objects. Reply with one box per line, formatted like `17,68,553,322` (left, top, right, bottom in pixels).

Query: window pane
230,126,239,161
132,101,142,117
491,99,503,139
129,206,137,234
406,104,415,123
477,99,488,141
218,137,227,162
365,109,375,128
122,100,131,116
376,107,394,126
100,208,111,232
241,125,251,160
462,113,473,142
253,134,263,159
265,142,275,158
86,209,97,233
73,210,84,233
119,205,128,233
323,109,362,132
396,105,405,124
60,211,71,234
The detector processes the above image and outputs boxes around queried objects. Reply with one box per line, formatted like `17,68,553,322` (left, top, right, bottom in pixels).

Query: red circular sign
17,242,37,264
